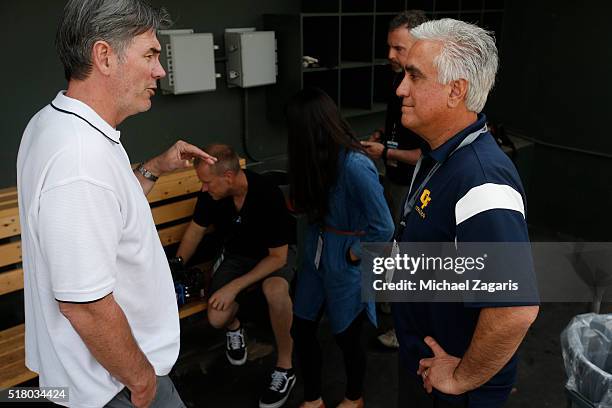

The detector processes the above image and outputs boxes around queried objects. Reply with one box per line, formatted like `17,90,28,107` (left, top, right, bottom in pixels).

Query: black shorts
209,246,296,302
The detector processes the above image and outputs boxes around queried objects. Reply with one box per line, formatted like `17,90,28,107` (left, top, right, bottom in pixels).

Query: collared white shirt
17,91,180,407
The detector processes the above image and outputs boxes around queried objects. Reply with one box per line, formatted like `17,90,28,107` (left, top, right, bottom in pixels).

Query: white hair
411,18,498,113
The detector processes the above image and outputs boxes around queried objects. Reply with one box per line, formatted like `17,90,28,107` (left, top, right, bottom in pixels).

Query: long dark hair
286,87,364,223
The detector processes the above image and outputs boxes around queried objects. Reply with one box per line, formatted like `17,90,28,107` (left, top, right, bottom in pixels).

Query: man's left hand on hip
417,336,468,396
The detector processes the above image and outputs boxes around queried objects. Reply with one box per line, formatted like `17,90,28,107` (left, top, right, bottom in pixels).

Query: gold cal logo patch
415,189,431,219
420,189,431,209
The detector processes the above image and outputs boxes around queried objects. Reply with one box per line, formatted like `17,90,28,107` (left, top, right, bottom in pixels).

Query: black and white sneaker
226,327,247,366
259,367,296,408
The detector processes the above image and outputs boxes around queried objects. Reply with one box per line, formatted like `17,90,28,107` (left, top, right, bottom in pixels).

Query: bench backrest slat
0,187,17,203
0,269,23,296
0,332,24,357
152,198,197,226
0,214,20,240
158,222,189,247
0,324,24,343
0,242,21,268
148,172,202,203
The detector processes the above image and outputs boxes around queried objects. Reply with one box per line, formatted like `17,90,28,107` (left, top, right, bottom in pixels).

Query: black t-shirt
192,170,290,260
383,72,424,185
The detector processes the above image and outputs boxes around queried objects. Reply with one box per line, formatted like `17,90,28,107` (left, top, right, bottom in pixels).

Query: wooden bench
0,161,244,389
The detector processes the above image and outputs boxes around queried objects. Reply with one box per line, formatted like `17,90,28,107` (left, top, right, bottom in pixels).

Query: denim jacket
294,150,394,333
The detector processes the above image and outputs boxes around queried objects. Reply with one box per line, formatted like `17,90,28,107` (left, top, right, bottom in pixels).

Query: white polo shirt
16,91,180,407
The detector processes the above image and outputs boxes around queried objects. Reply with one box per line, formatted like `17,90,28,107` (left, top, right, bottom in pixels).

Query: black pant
397,359,467,408
291,311,366,401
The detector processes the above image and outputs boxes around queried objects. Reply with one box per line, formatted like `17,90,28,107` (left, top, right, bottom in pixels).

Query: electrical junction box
225,28,277,88
158,29,216,94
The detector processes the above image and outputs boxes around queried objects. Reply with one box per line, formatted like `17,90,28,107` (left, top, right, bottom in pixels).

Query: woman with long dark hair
287,88,394,408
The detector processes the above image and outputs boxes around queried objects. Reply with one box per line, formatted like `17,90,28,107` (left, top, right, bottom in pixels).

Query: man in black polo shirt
175,144,295,408
362,10,427,225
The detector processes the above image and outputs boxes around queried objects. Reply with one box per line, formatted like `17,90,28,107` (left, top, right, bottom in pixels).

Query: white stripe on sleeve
455,183,525,225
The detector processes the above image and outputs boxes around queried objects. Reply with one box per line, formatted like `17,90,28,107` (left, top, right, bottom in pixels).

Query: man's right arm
386,147,421,165
135,141,216,196
59,295,156,408
176,221,208,264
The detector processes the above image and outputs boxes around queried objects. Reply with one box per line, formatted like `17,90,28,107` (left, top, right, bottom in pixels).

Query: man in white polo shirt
16,1,215,407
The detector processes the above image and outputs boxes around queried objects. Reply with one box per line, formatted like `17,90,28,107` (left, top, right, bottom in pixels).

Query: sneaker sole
226,350,248,366
258,376,296,408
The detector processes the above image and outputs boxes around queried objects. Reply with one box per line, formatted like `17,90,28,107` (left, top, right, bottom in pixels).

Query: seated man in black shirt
175,144,295,408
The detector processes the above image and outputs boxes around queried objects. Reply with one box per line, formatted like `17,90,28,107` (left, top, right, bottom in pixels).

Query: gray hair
56,0,172,81
411,18,498,113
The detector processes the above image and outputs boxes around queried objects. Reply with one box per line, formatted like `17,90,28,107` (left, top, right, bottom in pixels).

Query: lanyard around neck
396,124,488,236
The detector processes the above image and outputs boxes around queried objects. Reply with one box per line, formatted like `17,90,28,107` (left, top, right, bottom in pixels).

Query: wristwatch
136,163,159,182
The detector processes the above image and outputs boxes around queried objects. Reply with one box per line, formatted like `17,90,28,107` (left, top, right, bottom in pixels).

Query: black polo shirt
383,71,423,185
192,170,290,260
